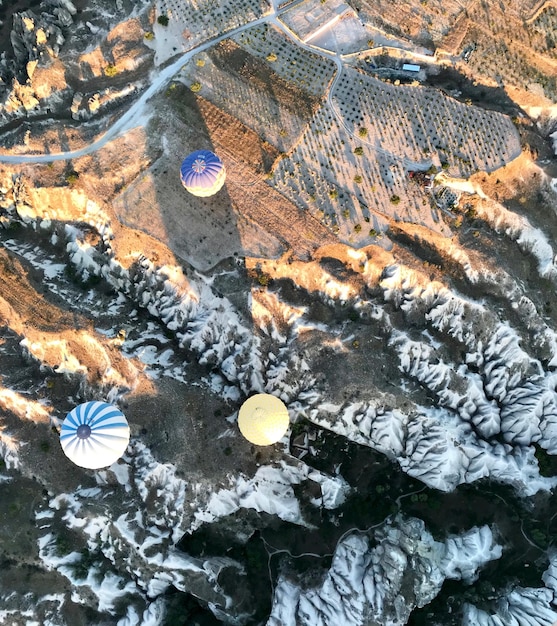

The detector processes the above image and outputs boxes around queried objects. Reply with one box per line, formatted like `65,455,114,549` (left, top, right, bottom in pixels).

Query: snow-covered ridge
35,440,349,624
267,515,501,626
462,550,557,626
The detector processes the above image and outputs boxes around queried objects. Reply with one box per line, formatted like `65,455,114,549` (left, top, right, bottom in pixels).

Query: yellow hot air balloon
238,394,290,446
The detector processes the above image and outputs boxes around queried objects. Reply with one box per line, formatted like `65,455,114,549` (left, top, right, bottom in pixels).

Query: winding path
0,1,431,166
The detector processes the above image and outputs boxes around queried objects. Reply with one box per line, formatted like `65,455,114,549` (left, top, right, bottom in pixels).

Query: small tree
358,127,368,137
354,174,363,183
104,64,118,77
354,146,364,156
157,14,169,26
390,194,401,205
65,170,79,185
190,82,202,93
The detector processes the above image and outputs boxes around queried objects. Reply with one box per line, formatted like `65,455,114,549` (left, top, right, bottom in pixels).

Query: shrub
157,14,169,26
195,57,205,67
353,146,364,156
258,273,270,286
190,82,202,93
104,64,118,77
144,31,154,40
266,52,277,62
354,223,362,232
358,127,368,137
329,189,339,200
390,194,401,205
354,174,363,183
65,170,79,185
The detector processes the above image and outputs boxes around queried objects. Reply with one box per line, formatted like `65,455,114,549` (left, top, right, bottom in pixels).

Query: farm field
271,66,521,242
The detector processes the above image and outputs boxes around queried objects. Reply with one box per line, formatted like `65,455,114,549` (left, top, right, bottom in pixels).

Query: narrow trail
0,4,437,167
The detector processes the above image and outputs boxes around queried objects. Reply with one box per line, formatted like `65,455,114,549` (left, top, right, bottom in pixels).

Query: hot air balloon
180,149,226,197
238,394,290,446
59,401,130,469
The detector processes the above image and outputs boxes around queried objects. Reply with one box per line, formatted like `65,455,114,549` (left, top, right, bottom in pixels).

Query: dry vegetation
352,0,557,106
112,85,335,270
270,65,521,244
179,37,333,152
233,24,336,97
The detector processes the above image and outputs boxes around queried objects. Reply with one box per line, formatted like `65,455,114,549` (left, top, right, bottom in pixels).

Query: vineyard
233,24,336,97
177,30,335,152
151,0,269,62
270,66,521,244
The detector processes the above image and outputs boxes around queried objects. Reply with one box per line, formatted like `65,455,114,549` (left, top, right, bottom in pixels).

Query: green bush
104,64,118,77
353,146,364,156
65,170,80,185
157,14,169,26
390,194,401,205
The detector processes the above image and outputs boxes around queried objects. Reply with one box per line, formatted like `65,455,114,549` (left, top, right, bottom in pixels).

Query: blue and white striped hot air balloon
60,401,130,469
180,149,226,197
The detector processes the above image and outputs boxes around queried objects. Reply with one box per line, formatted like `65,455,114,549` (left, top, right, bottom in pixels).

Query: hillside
1,1,557,625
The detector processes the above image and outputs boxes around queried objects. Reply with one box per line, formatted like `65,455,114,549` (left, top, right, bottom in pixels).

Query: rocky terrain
1,0,557,625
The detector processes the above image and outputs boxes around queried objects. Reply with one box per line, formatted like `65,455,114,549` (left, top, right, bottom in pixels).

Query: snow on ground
267,516,502,626
35,438,350,623
473,196,557,281
0,428,21,469
192,460,350,531
462,588,557,626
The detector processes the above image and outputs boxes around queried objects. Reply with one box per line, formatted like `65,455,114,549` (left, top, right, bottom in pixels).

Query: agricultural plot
270,66,521,244
355,0,468,46
176,37,334,152
529,6,557,60
279,0,349,42
151,0,269,62
462,28,557,102
233,24,336,97
334,68,521,176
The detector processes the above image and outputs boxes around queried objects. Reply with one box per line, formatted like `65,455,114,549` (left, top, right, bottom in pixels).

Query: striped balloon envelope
60,401,130,469
180,149,226,197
